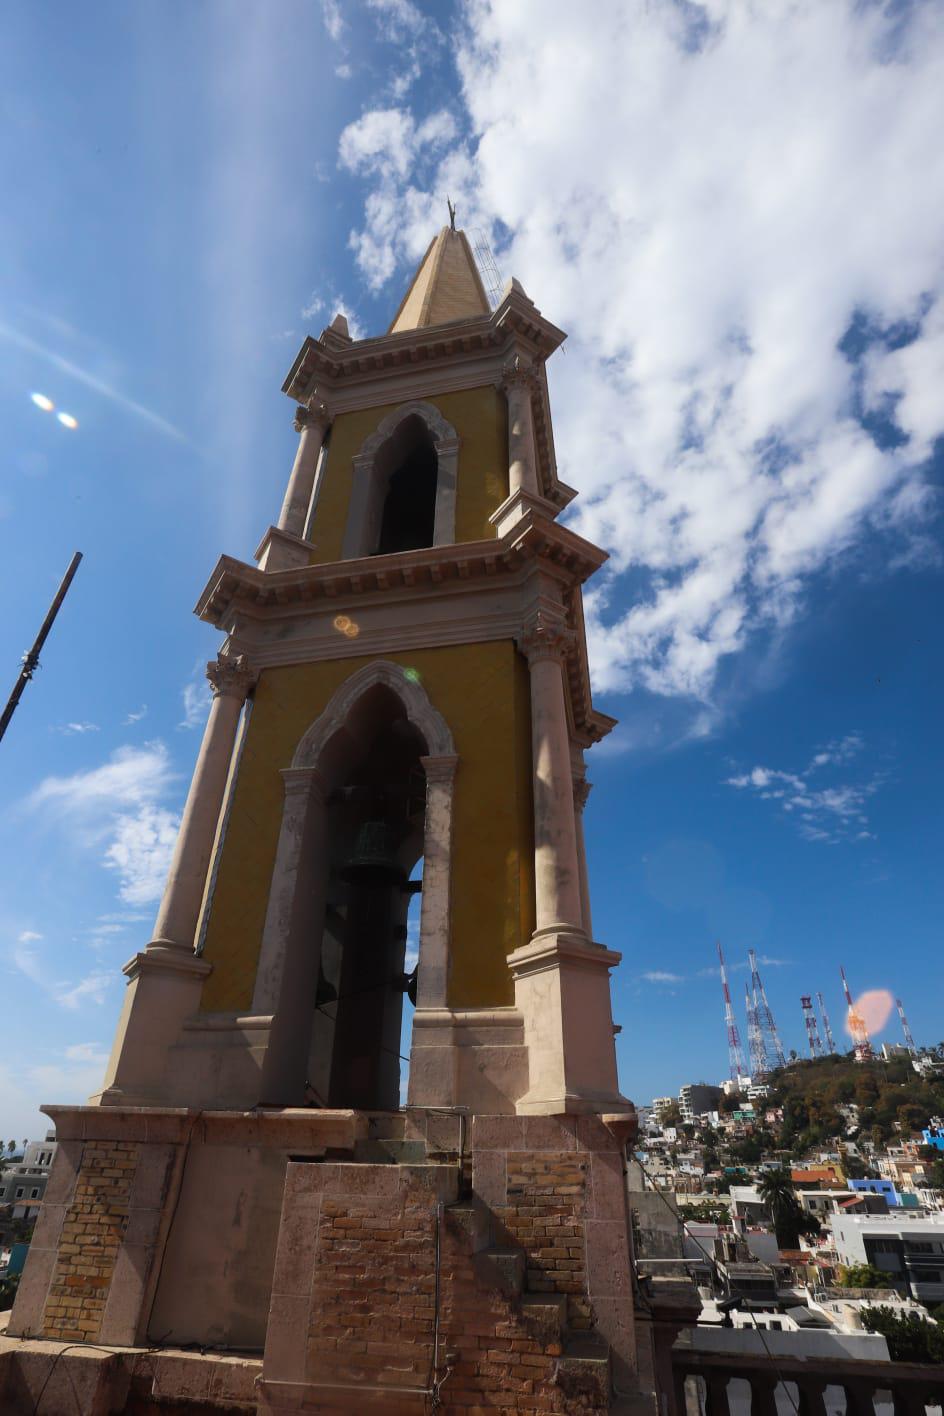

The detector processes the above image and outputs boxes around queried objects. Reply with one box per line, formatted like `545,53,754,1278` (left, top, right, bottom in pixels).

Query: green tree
659,1102,683,1127
861,1306,944,1364
758,1169,819,1250
839,1263,893,1289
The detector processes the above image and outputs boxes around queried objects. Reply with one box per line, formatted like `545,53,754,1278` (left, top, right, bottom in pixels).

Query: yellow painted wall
310,387,508,563
199,641,534,1014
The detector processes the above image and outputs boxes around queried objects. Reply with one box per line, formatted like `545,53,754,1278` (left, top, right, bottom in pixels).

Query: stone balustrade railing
671,1347,944,1415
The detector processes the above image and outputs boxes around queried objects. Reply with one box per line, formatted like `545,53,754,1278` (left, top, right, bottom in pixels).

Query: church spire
388,225,492,333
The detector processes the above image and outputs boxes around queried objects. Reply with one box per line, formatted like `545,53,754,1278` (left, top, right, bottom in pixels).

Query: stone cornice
282,288,571,509
194,517,615,747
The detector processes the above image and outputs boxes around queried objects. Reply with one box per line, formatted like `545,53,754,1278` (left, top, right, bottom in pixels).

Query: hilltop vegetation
763,1053,944,1155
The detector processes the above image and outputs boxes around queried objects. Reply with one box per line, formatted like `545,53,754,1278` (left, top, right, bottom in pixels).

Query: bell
338,820,406,886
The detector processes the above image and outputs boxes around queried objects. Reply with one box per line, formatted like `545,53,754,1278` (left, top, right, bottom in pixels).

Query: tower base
4,1106,652,1414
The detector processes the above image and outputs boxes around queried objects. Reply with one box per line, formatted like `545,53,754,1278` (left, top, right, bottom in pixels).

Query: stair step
473,1246,526,1297
521,1293,568,1341
556,1333,611,1407
445,1199,492,1254
352,1138,428,1164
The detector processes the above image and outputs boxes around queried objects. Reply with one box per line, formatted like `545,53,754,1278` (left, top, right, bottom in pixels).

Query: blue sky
1,0,942,1139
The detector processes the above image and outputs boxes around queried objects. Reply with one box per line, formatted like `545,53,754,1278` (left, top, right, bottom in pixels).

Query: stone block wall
41,1140,140,1341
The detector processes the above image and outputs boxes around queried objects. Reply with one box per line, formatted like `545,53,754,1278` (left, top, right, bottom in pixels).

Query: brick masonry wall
263,1156,613,1414
500,1152,591,1329
41,1141,140,1342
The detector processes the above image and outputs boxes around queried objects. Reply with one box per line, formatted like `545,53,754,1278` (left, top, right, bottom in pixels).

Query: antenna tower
748,949,787,1071
801,996,824,1058
470,228,504,310
897,998,917,1055
745,981,766,1080
817,991,836,1054
716,941,746,1083
840,965,873,1062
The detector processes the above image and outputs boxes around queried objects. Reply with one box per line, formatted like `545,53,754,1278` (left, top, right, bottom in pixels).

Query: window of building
30,1187,39,1198
15,1187,24,1199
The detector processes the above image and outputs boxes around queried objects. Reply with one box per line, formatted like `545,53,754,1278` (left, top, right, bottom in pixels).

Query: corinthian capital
500,353,541,395
518,611,576,666
206,653,256,702
572,775,592,812
293,394,331,435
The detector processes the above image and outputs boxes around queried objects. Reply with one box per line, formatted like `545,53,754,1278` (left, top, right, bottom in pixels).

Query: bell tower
8,228,656,1412
94,222,625,1120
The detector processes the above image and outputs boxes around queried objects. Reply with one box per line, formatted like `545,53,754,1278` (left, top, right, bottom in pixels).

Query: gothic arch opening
309,685,426,1109
374,414,438,555
256,662,456,1112
342,402,460,559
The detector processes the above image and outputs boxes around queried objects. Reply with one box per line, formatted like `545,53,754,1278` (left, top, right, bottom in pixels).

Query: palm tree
758,1168,813,1250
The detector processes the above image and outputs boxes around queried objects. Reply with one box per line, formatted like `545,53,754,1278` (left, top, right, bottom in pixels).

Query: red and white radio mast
841,965,873,1062
716,941,746,1083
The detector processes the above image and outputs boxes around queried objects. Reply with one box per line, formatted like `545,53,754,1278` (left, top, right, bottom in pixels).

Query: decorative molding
293,395,331,435
419,752,459,786
500,352,541,394
292,658,455,769
517,611,576,666
206,653,256,702
355,399,458,462
573,775,592,812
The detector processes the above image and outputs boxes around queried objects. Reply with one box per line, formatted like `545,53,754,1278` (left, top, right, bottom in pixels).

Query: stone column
502,355,541,497
521,616,584,934
414,754,459,1010
254,767,330,1106
277,398,330,538
507,614,626,1115
573,771,594,938
93,654,255,1108
151,654,256,953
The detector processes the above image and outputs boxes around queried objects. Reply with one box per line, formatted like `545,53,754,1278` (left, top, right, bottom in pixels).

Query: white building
0,1132,58,1221
830,1212,944,1304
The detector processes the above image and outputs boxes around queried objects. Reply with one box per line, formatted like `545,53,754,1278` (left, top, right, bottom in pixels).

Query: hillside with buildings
633,1051,944,1373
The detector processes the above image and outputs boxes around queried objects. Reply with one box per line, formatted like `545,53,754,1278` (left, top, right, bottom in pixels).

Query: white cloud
342,1,944,720
122,705,148,725
179,668,211,730
320,0,344,42
335,63,353,80
301,292,365,340
28,742,179,905
642,970,684,984
11,932,114,1011
54,721,99,736
724,735,883,843
367,0,426,38
104,805,178,905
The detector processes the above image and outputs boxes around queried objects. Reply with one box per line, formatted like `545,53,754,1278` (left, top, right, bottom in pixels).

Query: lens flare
31,392,54,412
57,411,78,429
333,614,359,639
402,667,421,684
846,989,895,1037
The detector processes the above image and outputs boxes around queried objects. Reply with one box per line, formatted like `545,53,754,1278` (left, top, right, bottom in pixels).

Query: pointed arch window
342,401,460,559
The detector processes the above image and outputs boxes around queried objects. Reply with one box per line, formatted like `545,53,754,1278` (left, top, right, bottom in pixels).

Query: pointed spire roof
388,227,492,334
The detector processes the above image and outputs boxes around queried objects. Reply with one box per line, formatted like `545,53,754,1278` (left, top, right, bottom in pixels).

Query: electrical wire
631,1148,800,1414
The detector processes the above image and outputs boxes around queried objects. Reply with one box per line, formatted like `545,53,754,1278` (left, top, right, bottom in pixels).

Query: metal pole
0,551,83,745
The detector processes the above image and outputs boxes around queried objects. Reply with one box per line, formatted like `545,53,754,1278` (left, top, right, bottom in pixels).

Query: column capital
499,353,541,395
573,775,592,812
293,395,331,435
206,653,256,702
420,753,459,786
280,765,328,801
518,612,576,666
